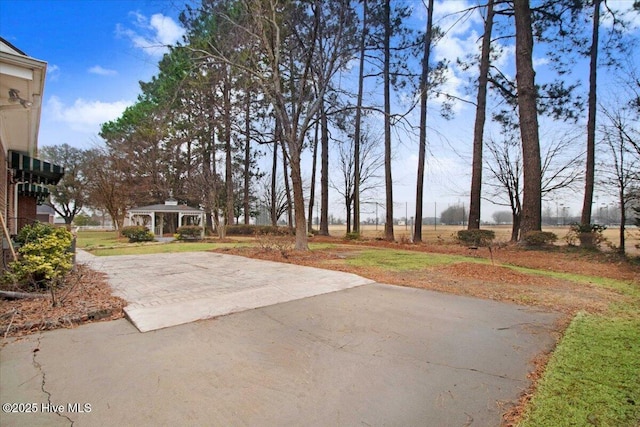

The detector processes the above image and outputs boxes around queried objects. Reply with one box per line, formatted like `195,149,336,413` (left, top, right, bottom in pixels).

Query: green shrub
456,229,495,247
522,231,558,247
121,225,154,243
344,232,361,241
8,222,73,289
227,224,292,236
565,223,607,247
175,225,203,241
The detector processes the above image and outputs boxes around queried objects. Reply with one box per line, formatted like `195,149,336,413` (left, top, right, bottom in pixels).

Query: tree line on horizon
41,0,640,253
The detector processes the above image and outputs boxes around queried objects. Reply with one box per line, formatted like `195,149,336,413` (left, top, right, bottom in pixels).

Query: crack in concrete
260,311,524,383
32,336,75,426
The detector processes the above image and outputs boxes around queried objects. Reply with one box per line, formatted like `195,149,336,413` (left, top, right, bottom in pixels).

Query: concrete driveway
77,251,375,332
1,252,560,426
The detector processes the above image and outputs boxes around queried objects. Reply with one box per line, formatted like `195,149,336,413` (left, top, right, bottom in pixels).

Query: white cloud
604,1,640,31
46,96,132,133
88,65,118,76
47,64,60,81
533,56,550,68
116,12,185,58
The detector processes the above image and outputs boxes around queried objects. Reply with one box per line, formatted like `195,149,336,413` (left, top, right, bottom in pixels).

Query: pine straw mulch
0,264,125,339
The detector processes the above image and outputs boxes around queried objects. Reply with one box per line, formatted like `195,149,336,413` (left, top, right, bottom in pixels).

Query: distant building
127,198,205,237
36,204,55,224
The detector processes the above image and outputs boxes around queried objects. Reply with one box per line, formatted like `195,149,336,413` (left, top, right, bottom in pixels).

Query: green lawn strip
76,230,123,249
504,265,640,297
308,243,338,250
519,313,640,427
89,241,249,256
343,248,489,271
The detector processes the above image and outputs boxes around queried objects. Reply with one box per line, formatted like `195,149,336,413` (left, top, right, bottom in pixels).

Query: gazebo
127,198,204,238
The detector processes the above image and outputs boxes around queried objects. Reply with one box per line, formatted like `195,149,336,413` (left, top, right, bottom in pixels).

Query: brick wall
17,194,37,231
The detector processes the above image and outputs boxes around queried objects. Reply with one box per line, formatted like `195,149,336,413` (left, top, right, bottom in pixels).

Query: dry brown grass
325,224,640,256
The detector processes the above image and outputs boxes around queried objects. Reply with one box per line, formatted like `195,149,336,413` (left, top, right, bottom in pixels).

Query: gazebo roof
129,201,203,214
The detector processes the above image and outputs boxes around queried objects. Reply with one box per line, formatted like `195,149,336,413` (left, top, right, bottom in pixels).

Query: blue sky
1,0,638,221
1,0,188,148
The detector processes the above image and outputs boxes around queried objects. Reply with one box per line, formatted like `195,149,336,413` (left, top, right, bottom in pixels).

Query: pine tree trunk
414,0,434,243
352,0,367,235
224,75,234,227
320,102,329,235
243,92,251,225
514,0,542,237
468,0,494,231
383,0,394,241
270,137,278,227
580,0,600,245
307,122,319,232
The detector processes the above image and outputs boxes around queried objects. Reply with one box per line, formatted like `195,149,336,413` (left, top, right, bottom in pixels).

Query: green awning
17,183,50,205
9,150,64,185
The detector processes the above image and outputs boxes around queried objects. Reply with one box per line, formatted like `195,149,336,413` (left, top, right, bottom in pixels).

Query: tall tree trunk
511,211,521,242
346,201,352,234
618,190,625,254
514,0,542,237
319,102,330,235
289,148,309,250
224,75,234,228
271,123,278,227
211,128,221,235
281,141,293,231
383,0,395,241
243,92,251,225
580,0,600,239
353,0,367,235
468,0,494,231
413,0,434,243
307,122,319,232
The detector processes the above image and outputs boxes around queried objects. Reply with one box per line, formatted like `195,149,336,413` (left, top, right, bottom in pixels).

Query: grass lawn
88,241,250,256
76,230,249,256
76,230,124,249
520,313,640,427
344,248,489,270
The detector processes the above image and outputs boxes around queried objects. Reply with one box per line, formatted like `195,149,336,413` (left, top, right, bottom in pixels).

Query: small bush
344,232,361,241
121,226,154,243
227,224,291,236
175,225,202,241
522,231,557,247
6,223,73,301
254,232,294,256
399,234,412,244
456,229,496,247
565,223,607,248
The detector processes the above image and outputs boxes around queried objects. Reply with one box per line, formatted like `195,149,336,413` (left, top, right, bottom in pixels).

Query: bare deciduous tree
600,105,639,254
331,126,383,234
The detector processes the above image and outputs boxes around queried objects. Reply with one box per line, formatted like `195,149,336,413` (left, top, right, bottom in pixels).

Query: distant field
76,224,640,256
324,224,640,255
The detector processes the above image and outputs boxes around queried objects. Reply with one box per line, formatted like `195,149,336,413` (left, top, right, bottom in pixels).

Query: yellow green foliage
8,223,73,286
